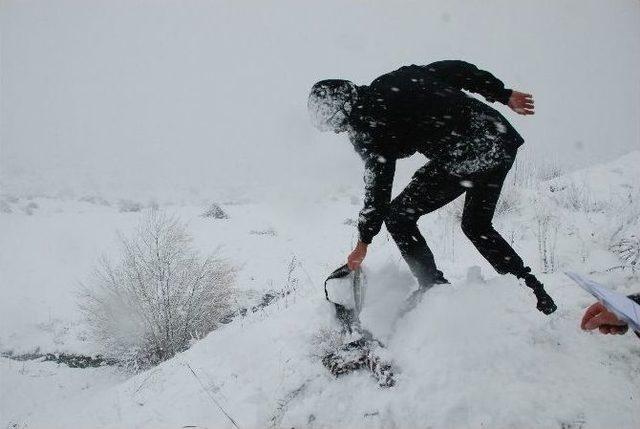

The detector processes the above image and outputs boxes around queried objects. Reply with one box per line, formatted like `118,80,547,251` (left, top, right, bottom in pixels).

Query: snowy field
2,152,639,428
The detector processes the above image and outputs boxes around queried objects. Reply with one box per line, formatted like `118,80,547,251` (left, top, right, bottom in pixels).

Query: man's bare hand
581,302,628,335
508,91,534,115
347,240,368,271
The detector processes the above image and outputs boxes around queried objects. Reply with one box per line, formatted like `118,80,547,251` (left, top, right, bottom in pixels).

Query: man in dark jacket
308,60,556,314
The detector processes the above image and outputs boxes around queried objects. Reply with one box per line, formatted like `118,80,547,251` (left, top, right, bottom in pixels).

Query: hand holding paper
581,302,628,335
566,272,640,334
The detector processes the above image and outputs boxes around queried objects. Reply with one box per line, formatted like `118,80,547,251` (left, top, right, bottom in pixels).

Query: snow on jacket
347,60,523,244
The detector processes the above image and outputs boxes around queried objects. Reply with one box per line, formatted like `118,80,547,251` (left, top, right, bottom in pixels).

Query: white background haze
1,0,639,201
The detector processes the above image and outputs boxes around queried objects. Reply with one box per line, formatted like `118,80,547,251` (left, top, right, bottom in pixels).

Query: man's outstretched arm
347,154,396,270
358,154,396,244
425,60,512,103
425,60,534,115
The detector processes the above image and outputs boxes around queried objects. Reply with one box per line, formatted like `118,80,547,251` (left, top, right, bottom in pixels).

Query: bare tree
80,209,235,369
610,235,639,274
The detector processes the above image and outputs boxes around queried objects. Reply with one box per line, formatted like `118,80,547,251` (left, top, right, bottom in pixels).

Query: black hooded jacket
348,60,523,244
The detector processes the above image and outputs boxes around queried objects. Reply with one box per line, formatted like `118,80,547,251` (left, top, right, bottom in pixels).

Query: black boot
427,270,450,287
415,268,450,290
523,273,557,315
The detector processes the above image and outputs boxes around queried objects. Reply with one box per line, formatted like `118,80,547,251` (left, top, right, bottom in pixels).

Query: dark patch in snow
117,199,143,213
249,227,277,236
220,289,292,324
0,200,13,213
1,350,117,368
78,195,111,206
22,201,39,215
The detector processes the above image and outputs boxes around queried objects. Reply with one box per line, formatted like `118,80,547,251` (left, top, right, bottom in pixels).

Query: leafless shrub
201,202,229,219
79,209,235,369
535,204,559,273
509,154,539,189
608,194,640,236
550,181,604,213
509,154,564,187
536,160,564,181
494,184,521,218
610,235,640,274
284,255,300,295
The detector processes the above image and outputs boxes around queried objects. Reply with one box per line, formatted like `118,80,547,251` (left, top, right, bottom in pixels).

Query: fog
1,0,639,202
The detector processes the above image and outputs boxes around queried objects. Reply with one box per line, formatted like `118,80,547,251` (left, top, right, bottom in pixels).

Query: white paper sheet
566,271,640,332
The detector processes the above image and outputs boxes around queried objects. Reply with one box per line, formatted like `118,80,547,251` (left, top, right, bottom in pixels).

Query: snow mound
26,265,640,428
545,150,640,206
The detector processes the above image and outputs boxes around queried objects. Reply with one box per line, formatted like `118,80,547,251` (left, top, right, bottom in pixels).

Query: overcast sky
1,0,639,201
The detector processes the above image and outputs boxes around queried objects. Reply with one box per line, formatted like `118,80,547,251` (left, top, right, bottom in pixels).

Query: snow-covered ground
1,152,639,428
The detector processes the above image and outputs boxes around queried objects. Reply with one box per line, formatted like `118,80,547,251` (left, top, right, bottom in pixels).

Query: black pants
385,153,527,288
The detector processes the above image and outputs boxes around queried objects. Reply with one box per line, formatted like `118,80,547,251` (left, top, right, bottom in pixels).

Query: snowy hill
545,150,640,211
2,152,639,428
